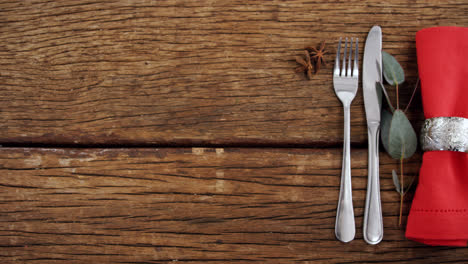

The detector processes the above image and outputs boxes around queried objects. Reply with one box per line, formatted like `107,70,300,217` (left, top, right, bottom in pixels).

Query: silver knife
362,25,383,245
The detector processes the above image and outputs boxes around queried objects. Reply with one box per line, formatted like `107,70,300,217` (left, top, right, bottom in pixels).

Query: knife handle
363,122,383,245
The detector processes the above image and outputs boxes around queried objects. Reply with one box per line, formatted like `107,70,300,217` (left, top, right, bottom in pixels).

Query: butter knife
362,25,383,245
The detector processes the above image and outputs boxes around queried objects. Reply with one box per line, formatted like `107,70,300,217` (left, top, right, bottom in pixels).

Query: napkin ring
421,117,468,153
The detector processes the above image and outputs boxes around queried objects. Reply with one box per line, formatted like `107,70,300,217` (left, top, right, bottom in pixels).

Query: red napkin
406,26,468,246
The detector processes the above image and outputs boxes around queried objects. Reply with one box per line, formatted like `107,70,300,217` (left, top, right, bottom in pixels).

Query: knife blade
363,26,382,121
362,25,383,245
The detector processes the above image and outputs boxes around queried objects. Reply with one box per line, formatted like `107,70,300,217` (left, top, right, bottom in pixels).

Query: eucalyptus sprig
379,51,419,227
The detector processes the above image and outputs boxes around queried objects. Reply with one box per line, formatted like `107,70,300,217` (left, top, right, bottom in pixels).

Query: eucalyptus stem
404,78,419,113
396,82,400,110
399,157,404,227
381,51,417,228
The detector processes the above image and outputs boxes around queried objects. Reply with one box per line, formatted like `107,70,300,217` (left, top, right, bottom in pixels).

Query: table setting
0,1,467,263
330,25,468,247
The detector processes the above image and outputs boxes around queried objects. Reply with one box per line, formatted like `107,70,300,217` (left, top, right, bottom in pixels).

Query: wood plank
1,147,466,263
1,0,465,145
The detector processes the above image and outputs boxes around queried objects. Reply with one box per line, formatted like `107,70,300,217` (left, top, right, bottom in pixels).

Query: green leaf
380,109,393,154
387,109,417,160
382,51,405,85
392,169,401,194
378,82,395,112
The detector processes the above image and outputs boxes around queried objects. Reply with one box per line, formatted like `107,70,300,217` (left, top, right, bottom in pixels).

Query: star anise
307,41,327,73
295,50,313,80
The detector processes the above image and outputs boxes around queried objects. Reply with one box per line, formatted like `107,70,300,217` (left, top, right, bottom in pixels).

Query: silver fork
333,37,359,243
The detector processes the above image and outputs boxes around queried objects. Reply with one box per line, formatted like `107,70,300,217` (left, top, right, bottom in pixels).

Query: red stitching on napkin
412,209,468,213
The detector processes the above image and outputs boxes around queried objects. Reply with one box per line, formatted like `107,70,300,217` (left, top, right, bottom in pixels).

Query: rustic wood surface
3,147,464,264
1,1,467,263
1,0,466,146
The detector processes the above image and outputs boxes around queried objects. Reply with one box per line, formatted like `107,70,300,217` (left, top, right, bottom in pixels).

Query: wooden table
0,1,467,263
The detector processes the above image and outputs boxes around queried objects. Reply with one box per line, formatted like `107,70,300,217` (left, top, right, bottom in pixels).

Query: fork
333,37,359,243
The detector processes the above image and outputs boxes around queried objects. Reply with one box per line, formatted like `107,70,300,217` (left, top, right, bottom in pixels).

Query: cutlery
333,37,359,243
362,25,383,245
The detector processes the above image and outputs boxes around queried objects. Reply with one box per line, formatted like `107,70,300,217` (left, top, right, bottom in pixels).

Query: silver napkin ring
421,117,468,153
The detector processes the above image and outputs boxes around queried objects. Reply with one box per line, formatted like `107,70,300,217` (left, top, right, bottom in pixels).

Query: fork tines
334,38,359,78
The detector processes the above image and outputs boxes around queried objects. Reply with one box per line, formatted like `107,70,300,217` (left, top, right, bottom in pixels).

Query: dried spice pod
295,50,314,79
307,41,327,73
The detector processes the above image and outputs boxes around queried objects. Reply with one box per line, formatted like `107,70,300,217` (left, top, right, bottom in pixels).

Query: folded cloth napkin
406,26,468,246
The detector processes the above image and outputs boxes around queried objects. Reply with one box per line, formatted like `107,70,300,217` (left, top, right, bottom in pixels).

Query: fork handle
335,105,355,243
363,122,383,245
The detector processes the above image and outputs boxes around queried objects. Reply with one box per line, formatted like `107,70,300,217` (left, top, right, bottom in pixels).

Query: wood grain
1,147,466,263
1,0,466,146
